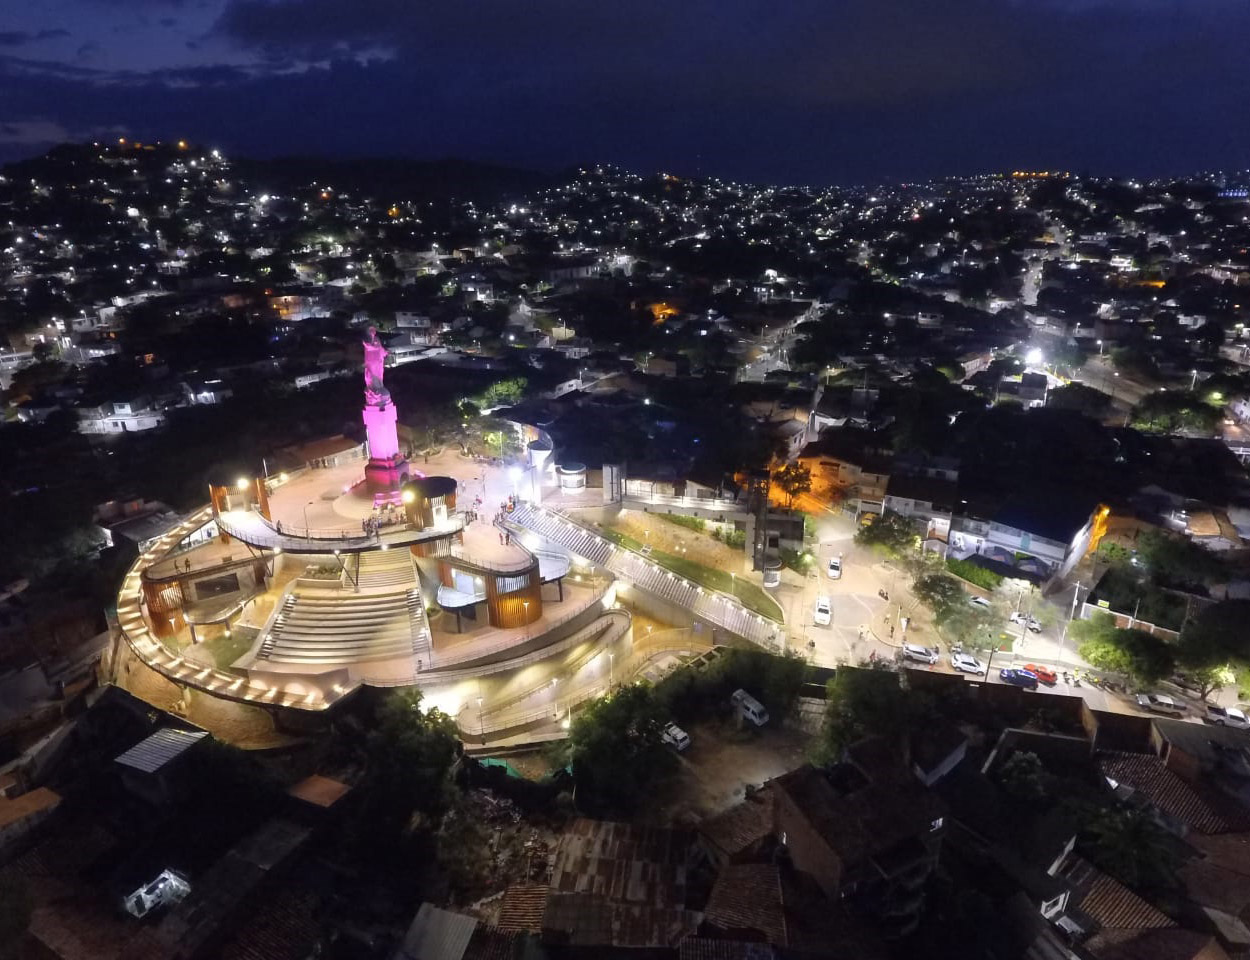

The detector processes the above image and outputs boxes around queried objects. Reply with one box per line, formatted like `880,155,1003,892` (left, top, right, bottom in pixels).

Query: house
771,756,946,938
950,497,1104,581
77,395,165,434
95,499,179,553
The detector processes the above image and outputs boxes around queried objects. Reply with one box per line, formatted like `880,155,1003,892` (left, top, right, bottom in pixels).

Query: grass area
200,626,257,669
597,524,784,622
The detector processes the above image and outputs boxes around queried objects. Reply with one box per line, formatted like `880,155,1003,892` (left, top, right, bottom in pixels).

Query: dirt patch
655,721,811,824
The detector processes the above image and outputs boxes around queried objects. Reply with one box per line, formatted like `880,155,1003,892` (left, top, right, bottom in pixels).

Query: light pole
303,501,314,544
477,696,484,743
608,652,614,686
1097,339,1104,357
1191,368,1198,392
522,599,530,638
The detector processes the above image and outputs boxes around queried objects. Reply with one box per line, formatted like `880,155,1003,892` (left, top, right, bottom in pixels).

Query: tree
1047,382,1111,417
938,602,999,654
359,689,462,847
1082,807,1181,893
914,572,966,618
854,511,918,556
771,462,812,508
1137,529,1226,589
1075,616,1175,688
997,751,1049,804
1179,599,1250,697
568,684,674,815
1131,390,1222,435
818,667,922,763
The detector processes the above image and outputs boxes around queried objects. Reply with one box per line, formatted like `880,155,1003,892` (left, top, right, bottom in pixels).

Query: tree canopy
1072,612,1175,688
854,510,918,556
567,684,674,815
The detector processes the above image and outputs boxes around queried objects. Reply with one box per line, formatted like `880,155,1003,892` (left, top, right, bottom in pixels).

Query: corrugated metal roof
399,903,478,960
114,728,209,773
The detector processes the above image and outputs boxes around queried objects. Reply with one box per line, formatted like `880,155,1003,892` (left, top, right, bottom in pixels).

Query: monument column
361,326,409,492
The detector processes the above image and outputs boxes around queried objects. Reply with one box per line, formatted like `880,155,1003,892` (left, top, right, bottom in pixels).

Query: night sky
2,0,1249,184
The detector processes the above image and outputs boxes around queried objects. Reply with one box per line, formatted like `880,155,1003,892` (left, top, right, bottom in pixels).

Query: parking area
656,720,810,822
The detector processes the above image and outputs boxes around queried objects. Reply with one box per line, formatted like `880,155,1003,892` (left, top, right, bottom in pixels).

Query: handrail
478,610,631,718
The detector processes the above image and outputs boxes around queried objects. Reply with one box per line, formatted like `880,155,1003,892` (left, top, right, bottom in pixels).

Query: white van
731,688,770,726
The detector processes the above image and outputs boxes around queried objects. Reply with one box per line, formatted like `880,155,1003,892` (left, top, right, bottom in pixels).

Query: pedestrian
889,625,895,639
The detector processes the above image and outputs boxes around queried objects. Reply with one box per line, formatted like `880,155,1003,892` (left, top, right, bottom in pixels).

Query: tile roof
286,774,351,808
704,863,787,946
495,883,549,932
698,789,774,860
1098,751,1231,834
113,728,208,773
679,938,779,960
1068,859,1176,931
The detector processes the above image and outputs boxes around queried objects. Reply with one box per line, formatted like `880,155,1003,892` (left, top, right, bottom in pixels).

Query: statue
362,326,390,406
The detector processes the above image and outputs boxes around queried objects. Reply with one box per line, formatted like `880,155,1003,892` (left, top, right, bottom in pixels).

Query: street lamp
1191,368,1198,391
303,501,314,543
608,652,614,685
1097,339,1104,356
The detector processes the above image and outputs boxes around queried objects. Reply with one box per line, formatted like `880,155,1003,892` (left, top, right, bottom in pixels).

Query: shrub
945,556,1003,590
657,513,705,534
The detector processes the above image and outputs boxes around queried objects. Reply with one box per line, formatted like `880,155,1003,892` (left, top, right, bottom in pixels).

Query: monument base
364,455,410,493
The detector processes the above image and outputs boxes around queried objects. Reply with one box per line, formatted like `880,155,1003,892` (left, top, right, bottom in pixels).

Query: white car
969,596,992,609
1009,611,1042,632
827,556,842,579
1206,705,1250,729
903,643,938,665
951,652,986,675
813,596,832,626
661,722,691,751
1136,693,1185,716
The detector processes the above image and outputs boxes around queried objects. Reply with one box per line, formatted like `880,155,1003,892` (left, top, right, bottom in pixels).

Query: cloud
0,29,70,47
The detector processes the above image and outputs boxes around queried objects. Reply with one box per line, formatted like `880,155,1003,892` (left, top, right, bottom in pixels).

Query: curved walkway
215,508,466,553
504,505,783,649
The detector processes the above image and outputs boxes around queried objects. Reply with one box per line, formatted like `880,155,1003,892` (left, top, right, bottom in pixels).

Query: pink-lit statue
362,326,390,407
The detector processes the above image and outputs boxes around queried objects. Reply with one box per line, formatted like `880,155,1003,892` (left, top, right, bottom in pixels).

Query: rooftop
114,728,209,774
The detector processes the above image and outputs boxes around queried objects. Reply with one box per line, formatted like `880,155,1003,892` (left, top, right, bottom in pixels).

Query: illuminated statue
362,326,390,407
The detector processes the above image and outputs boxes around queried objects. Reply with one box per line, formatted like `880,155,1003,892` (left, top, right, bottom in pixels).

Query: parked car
951,652,986,675
969,596,991,609
661,722,691,751
1009,611,1042,632
731,689,770,726
1022,663,1057,685
903,643,939,665
999,668,1039,689
1205,705,1250,729
1135,693,1186,716
827,555,842,579
813,596,832,626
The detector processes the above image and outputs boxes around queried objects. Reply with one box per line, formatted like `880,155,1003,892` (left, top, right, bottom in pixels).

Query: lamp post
1191,368,1198,392
608,652,615,686
522,599,530,639
1097,339,1104,356
303,501,314,544
477,696,484,744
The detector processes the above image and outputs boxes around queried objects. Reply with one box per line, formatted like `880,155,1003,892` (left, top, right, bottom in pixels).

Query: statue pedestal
363,400,408,492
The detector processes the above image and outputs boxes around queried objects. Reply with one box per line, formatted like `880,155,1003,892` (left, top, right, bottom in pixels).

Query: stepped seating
357,550,417,590
258,589,424,665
